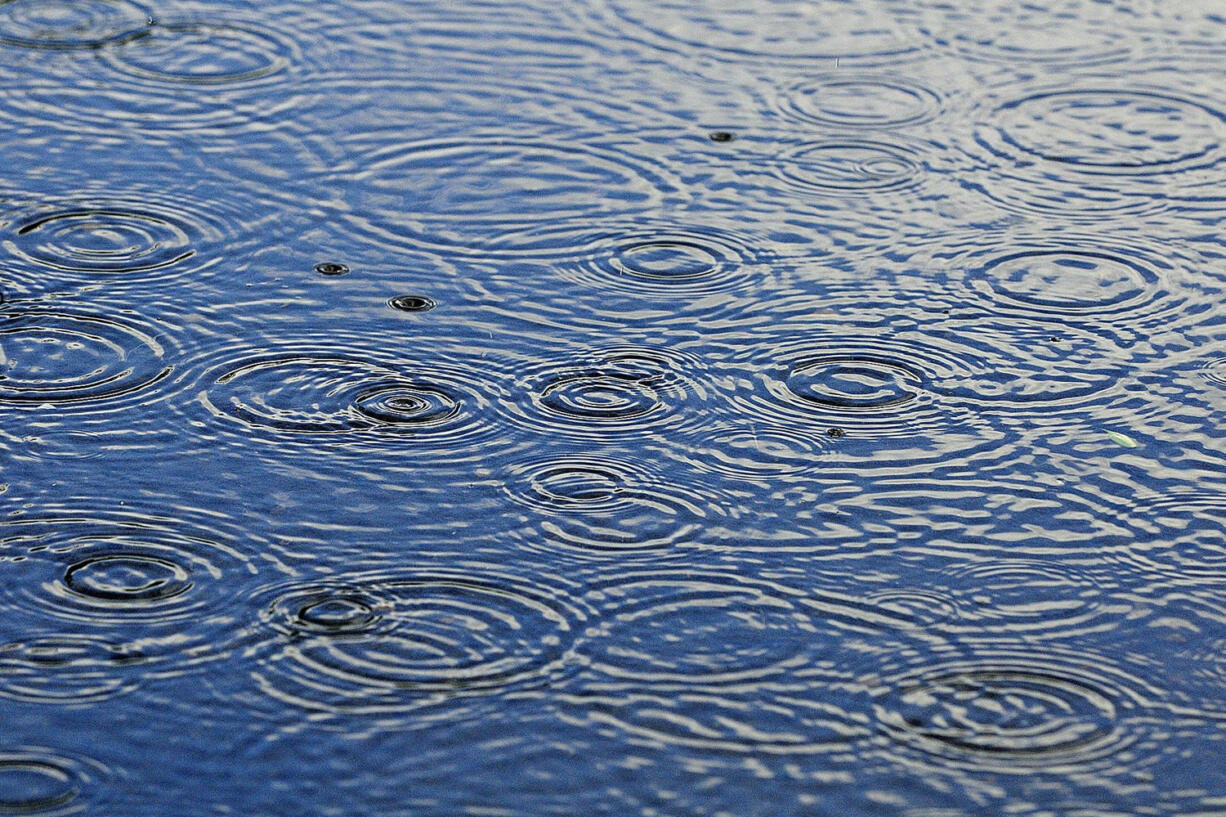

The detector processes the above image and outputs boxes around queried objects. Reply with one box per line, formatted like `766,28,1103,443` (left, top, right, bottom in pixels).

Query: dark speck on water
1,0,1225,814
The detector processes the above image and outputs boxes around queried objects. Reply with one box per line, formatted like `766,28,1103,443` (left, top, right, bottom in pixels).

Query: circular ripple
787,355,922,411
590,0,920,61
0,749,106,816
508,346,708,441
265,585,385,637
102,21,292,85
247,571,586,716
960,85,1226,218
0,190,256,294
733,337,966,440
11,208,191,274
0,310,171,409
773,140,923,195
64,554,188,603
715,329,1073,470
560,685,875,756
581,569,902,685
338,136,682,255
1199,358,1226,389
983,89,1226,175
509,221,779,296
964,246,1160,318
1126,495,1226,583
562,569,903,754
941,561,1117,639
0,634,140,705
0,0,148,49
921,318,1130,409
0,512,255,674
582,574,818,684
913,1,1141,68
777,74,942,129
862,589,959,630
196,346,504,463
0,13,310,133
503,456,705,557
874,647,1157,774
688,424,830,481
209,359,447,432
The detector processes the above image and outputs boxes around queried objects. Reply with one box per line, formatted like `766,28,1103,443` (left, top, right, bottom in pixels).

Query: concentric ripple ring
0,310,171,408
0,0,148,49
247,570,588,717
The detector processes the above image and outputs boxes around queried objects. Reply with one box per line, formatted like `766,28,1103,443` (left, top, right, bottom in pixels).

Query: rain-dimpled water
2,0,1226,813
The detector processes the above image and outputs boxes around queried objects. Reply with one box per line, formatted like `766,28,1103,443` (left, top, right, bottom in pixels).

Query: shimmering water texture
2,0,1226,815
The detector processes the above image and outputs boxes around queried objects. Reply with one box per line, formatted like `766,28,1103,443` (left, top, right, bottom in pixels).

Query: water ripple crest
0,510,261,680
0,748,110,816
873,645,1165,777
715,333,1004,470
773,140,924,195
0,0,147,49
505,345,709,441
0,308,173,410
244,568,588,719
337,135,683,256
502,455,708,558
193,343,508,464
0,634,140,706
961,84,1226,217
101,20,294,85
1125,495,1226,583
775,73,943,129
583,0,922,63
0,12,315,132
503,220,781,296
912,0,1147,68
0,190,249,294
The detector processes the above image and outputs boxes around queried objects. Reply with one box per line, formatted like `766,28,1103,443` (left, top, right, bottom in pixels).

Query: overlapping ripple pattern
2,0,1226,814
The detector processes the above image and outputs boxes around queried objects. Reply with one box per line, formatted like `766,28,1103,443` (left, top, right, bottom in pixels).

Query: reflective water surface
3,0,1226,813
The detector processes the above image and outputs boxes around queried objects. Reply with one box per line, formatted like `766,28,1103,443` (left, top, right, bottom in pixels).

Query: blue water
2,0,1226,813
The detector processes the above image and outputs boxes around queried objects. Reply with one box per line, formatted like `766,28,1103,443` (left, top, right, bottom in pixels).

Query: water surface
2,0,1226,814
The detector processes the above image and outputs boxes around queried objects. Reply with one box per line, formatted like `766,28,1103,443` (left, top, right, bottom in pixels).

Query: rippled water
3,0,1226,813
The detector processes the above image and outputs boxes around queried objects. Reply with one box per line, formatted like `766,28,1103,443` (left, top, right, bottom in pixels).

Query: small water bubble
314,262,348,276
388,295,436,312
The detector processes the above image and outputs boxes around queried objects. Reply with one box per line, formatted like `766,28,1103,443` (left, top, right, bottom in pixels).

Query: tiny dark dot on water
709,131,736,142
388,295,436,312
827,427,846,438
314,262,349,276
1049,336,1060,342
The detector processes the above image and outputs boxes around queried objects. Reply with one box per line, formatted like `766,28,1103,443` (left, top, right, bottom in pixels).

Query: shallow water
2,0,1226,813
